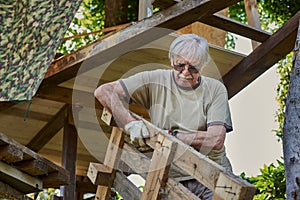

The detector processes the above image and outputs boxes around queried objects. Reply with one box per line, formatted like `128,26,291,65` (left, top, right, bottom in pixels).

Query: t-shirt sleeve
206,83,233,132
119,71,151,109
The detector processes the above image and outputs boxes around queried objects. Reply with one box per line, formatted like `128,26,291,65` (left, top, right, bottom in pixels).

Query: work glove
124,120,150,149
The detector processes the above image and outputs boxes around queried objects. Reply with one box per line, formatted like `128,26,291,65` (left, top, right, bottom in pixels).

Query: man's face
173,57,200,88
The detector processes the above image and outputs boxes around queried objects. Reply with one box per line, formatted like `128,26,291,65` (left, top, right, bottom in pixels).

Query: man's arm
94,81,136,127
176,125,226,151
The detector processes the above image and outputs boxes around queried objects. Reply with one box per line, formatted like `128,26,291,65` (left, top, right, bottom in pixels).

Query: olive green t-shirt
119,69,233,168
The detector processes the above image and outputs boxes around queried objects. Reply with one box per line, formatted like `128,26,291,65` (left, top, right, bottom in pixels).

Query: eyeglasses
173,63,199,74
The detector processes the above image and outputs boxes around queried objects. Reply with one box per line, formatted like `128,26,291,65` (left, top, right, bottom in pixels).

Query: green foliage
225,33,237,50
57,0,138,54
274,53,293,139
241,159,286,199
260,0,299,25
57,0,105,54
229,1,247,23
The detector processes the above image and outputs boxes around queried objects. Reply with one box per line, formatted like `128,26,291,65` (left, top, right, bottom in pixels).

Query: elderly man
94,34,233,199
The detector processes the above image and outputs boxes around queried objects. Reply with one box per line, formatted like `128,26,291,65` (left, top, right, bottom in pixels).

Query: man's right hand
124,120,150,147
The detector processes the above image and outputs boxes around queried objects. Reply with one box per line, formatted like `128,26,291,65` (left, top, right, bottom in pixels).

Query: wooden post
244,0,261,49
60,111,78,200
93,127,125,200
141,134,177,200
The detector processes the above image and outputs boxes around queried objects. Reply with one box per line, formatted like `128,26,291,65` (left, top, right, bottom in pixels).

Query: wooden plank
0,161,43,193
166,178,199,200
14,160,48,176
213,173,256,200
200,13,271,42
113,171,142,200
141,134,177,200
0,144,23,163
223,11,300,98
26,104,68,152
121,143,151,175
40,0,240,88
94,127,124,200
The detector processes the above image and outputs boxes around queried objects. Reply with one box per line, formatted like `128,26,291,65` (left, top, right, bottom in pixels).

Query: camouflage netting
0,0,82,101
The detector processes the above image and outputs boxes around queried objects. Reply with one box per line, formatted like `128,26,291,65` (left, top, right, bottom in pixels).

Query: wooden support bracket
87,163,113,186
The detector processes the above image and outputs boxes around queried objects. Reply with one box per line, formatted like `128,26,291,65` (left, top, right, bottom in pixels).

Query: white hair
168,34,210,71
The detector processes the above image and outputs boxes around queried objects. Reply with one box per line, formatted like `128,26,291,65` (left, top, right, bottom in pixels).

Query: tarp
0,0,82,101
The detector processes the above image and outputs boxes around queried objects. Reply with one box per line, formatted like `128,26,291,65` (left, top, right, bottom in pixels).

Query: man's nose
182,65,191,75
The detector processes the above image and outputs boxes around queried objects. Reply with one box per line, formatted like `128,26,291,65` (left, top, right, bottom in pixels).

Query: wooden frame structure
0,132,69,199
87,110,256,200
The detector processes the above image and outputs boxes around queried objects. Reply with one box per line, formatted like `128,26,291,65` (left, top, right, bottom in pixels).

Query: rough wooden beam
26,104,68,152
200,13,271,42
14,160,48,176
60,119,78,200
0,161,43,193
113,171,142,200
0,144,23,163
167,178,200,200
40,0,240,88
141,134,177,200
223,11,300,98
